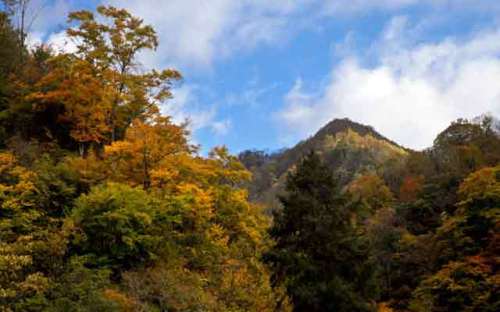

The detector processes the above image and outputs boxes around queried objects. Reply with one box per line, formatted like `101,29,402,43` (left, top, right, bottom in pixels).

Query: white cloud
277,20,500,150
26,31,44,48
25,0,500,68
160,84,231,140
46,30,77,53
22,0,500,151
161,85,215,131
210,119,232,136
104,0,441,69
105,0,309,69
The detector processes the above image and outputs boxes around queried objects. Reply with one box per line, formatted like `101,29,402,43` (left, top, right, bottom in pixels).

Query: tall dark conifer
266,151,378,312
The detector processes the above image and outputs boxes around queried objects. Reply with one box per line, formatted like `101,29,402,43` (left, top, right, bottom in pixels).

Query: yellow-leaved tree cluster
0,5,290,311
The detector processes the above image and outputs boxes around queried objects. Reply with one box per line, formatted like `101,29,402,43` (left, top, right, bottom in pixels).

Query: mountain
239,118,409,210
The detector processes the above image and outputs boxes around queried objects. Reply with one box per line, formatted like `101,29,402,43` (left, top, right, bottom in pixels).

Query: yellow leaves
216,258,278,312
17,272,50,295
153,154,215,188
68,10,95,23
400,231,418,245
0,287,17,300
0,235,49,301
103,289,138,312
232,188,250,204
64,153,108,186
0,153,68,306
176,182,214,225
0,152,37,210
150,145,252,197
0,5,286,310
23,73,278,308
150,158,181,188
177,182,211,201
125,117,189,157
104,140,133,155
207,224,229,249
348,174,393,202
104,118,190,188
326,129,407,158
0,151,16,172
209,146,252,184
458,165,500,201
0,244,32,270
347,173,394,215
456,165,500,222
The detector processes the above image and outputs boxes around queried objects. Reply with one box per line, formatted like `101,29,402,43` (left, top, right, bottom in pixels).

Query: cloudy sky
20,0,500,152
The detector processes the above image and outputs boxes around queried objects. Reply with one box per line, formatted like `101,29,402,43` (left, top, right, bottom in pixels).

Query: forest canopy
0,4,288,311
0,2,499,312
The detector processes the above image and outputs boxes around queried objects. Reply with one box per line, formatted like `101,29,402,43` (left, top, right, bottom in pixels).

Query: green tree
0,11,21,144
44,256,119,312
266,151,378,312
69,183,168,274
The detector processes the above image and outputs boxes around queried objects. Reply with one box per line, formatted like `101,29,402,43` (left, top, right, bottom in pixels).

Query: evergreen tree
0,11,21,144
265,151,378,312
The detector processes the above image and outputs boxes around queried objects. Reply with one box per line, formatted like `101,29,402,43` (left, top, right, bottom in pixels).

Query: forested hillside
1,3,499,312
239,118,409,211
0,6,289,311
246,117,500,311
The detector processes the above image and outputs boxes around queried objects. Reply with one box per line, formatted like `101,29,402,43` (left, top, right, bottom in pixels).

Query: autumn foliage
0,3,499,312
0,5,287,311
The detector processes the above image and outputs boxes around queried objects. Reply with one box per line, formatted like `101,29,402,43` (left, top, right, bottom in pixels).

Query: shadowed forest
0,3,499,312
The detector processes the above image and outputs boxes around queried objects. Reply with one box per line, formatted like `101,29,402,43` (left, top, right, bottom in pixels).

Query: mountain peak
311,118,405,151
239,117,408,207
316,118,381,140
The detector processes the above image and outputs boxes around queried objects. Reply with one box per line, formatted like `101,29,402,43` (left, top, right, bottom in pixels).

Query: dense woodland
0,3,499,312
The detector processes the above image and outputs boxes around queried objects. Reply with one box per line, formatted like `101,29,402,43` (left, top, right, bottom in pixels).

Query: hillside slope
239,118,409,210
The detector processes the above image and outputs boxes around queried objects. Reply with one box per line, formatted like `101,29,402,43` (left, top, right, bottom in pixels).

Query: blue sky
21,0,500,153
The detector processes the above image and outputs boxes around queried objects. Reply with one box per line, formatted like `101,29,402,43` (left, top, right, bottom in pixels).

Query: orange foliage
103,289,138,312
28,56,113,147
105,115,191,189
377,303,394,312
399,175,424,202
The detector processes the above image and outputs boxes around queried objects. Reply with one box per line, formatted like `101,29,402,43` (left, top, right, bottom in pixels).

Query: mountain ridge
239,118,409,209
239,113,499,210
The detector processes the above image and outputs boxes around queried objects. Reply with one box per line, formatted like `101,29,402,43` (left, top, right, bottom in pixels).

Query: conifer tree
266,151,378,312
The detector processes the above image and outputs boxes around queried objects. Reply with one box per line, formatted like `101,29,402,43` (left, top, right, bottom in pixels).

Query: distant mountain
239,118,409,210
